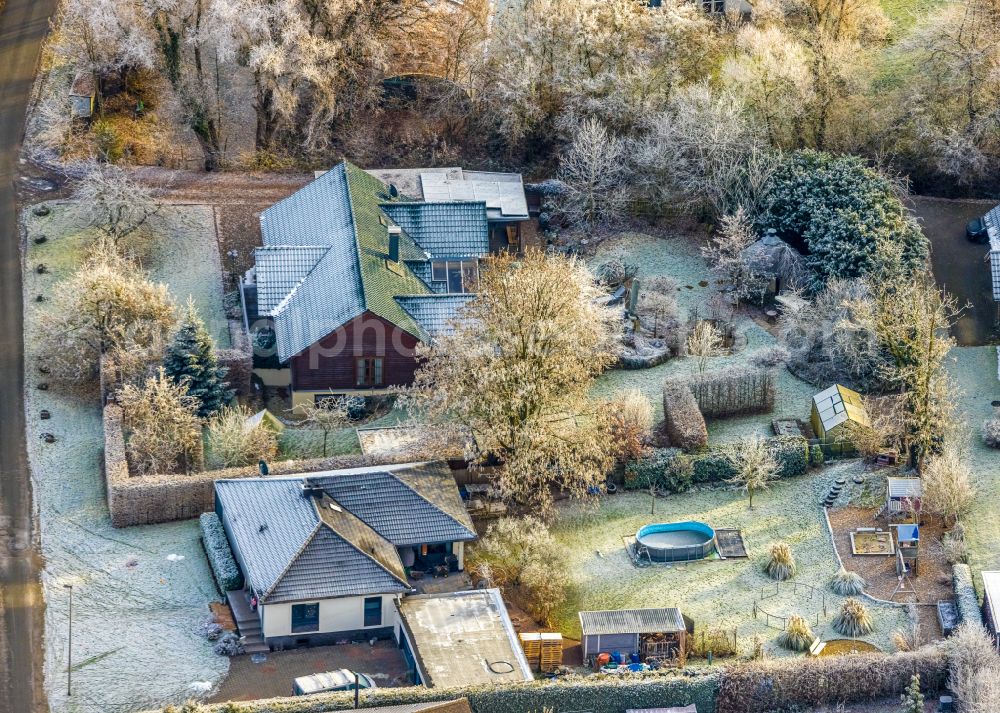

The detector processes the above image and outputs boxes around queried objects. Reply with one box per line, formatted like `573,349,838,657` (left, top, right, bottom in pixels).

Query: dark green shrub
624,448,680,490
810,444,825,467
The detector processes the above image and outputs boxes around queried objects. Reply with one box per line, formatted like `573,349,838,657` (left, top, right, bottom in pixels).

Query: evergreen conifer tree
164,300,233,418
900,674,924,713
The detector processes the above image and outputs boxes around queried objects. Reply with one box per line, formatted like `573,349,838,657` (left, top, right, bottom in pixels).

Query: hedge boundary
200,512,243,593
151,645,950,713
953,563,982,625
103,402,416,528
663,381,708,450
716,647,947,713
624,437,808,494
164,671,720,713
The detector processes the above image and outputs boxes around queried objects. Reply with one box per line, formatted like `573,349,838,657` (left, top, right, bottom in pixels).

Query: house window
291,603,320,633
363,597,382,627
700,0,725,11
355,357,383,387
430,260,479,293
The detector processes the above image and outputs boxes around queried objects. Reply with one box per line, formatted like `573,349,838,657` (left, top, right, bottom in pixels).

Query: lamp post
226,249,239,288
63,583,73,697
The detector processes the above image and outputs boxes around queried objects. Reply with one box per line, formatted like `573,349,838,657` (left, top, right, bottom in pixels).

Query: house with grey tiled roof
216,461,477,650
240,160,529,410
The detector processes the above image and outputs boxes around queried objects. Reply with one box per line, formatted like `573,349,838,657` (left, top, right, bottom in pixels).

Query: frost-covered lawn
23,203,229,713
947,346,1000,579
588,232,816,437
277,427,362,458
549,462,910,656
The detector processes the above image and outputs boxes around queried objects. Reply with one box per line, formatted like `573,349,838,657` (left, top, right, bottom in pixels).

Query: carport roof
579,607,686,635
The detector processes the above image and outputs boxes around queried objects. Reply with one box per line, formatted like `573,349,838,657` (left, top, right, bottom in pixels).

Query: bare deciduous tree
922,444,976,525
555,118,630,229
297,394,364,457
72,163,159,246
467,517,570,626
401,250,619,514
207,405,279,468
39,239,178,381
118,367,203,474
687,320,725,376
722,435,779,509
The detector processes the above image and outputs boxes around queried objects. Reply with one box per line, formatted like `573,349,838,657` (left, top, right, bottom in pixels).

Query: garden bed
850,530,895,556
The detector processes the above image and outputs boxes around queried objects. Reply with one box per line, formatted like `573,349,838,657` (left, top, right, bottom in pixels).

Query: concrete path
0,1,58,712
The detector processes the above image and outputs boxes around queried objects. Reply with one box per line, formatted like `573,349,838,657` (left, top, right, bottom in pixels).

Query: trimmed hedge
200,512,243,593
624,448,685,491
953,563,982,625
624,437,808,494
717,648,947,713
691,436,808,483
663,382,708,450
164,670,720,713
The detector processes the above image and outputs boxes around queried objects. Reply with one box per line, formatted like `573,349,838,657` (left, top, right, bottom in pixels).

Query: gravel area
22,203,230,713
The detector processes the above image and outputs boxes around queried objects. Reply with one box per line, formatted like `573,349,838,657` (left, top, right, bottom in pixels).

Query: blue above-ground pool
636,521,717,562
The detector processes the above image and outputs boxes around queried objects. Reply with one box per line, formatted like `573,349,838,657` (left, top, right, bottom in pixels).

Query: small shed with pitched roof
810,384,869,441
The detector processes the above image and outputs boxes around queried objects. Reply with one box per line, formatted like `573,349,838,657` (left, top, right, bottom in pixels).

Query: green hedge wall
625,437,808,493
170,671,721,713
200,512,243,593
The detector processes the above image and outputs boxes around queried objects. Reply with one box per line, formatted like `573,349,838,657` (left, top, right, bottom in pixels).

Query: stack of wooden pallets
519,632,563,672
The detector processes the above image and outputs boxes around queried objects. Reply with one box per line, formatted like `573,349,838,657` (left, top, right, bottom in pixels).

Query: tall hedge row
663,381,708,449
176,671,720,713
200,512,243,593
625,437,809,493
716,648,947,713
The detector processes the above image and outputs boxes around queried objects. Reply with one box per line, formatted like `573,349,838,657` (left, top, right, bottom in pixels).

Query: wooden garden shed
69,72,96,118
579,608,687,662
810,384,869,441
879,477,922,519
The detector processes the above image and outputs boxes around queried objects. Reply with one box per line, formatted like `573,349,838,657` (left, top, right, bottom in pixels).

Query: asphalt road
0,0,58,712
914,196,998,346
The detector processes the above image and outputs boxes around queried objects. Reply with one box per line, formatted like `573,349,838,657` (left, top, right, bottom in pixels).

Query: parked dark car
967,216,989,243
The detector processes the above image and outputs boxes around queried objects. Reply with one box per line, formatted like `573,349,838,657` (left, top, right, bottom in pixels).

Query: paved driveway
913,195,997,346
209,641,412,703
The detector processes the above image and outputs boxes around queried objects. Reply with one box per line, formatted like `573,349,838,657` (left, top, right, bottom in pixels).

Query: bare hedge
663,381,708,450
716,647,947,713
104,403,415,528
685,367,775,418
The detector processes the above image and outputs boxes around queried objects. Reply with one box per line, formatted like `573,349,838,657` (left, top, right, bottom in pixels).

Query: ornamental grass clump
833,598,873,637
776,615,815,652
765,542,796,581
830,567,866,596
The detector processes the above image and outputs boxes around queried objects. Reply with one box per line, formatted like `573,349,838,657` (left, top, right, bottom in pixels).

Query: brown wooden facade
290,311,420,394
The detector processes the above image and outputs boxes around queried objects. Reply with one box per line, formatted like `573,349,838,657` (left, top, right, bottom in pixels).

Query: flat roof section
397,589,534,689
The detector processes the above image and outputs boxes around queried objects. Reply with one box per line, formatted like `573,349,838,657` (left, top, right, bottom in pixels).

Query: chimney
387,225,401,263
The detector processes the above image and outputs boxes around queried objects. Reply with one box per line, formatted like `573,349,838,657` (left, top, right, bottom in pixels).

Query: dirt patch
828,506,953,645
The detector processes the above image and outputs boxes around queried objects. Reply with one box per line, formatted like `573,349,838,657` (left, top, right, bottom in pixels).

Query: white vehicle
292,668,377,696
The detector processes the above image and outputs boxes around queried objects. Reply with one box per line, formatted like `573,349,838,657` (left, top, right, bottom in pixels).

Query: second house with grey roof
215,461,477,651
240,160,529,410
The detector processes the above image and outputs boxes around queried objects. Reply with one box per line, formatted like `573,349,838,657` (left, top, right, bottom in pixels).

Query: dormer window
431,259,478,293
